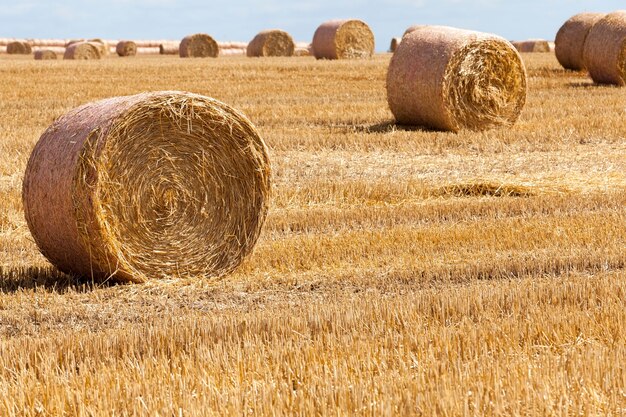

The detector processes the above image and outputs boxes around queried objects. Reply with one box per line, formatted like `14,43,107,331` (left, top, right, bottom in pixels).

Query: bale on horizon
116,40,137,57
88,39,110,56
389,37,401,52
511,39,551,53
159,43,179,55
34,50,57,60
7,41,32,55
386,25,527,132
312,19,374,59
22,91,271,283
179,34,219,58
555,12,605,70
247,29,295,57
63,42,102,60
583,10,626,85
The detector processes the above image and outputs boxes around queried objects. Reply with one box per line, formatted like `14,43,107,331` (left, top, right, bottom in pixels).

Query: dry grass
0,52,624,415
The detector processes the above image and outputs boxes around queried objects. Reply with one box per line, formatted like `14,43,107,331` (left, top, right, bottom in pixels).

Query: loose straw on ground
23,91,271,283
247,29,295,57
312,19,374,59
555,12,604,70
34,50,57,60
386,25,527,132
64,42,102,59
116,40,137,57
583,10,626,85
179,34,219,57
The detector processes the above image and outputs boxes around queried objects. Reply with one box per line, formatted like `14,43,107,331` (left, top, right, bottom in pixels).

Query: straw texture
63,42,102,60
583,10,626,85
403,25,425,38
247,29,295,57
6,41,31,54
312,19,374,59
88,39,110,56
116,40,137,57
159,43,179,55
179,34,219,58
555,12,604,70
387,26,527,132
511,39,551,53
34,50,57,60
23,91,271,283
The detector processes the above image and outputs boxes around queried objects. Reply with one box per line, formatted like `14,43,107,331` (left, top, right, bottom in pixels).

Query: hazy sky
1,0,624,50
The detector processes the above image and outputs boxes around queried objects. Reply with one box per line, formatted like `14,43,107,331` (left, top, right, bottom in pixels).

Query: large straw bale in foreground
247,29,295,57
583,10,626,85
312,19,374,59
6,41,31,54
403,25,425,38
387,26,527,131
511,39,550,52
179,34,219,57
23,91,271,283
63,42,101,59
34,50,57,60
116,40,137,57
555,12,604,70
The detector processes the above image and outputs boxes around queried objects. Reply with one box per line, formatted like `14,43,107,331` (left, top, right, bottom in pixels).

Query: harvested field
0,52,624,415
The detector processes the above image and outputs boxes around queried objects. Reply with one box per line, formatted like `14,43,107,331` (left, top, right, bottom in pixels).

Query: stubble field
0,52,624,416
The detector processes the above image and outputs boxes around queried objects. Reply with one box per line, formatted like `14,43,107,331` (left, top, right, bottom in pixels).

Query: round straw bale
582,10,626,85
389,37,401,52
159,43,179,55
555,13,604,70
116,40,137,57
312,19,374,59
6,41,32,54
63,42,102,60
22,91,271,283
247,29,295,57
387,26,527,132
511,39,550,52
34,50,57,60
88,38,109,56
179,33,219,57
403,25,425,38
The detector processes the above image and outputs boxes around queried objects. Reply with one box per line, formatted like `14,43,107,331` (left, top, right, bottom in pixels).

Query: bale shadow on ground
0,265,121,293
331,121,439,134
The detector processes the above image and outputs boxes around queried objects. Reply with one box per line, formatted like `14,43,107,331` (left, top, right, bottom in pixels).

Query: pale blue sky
1,0,624,50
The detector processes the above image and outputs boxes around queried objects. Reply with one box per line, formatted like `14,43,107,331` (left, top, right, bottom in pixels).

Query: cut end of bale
583,10,626,85
312,19,375,59
116,40,137,57
34,50,57,60
88,38,110,56
63,42,102,60
555,12,605,70
179,34,219,58
22,91,271,283
389,37,401,52
7,41,32,55
387,25,527,132
247,29,295,57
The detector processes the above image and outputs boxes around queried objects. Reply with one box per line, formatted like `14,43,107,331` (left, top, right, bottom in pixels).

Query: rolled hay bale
247,29,295,57
63,42,102,60
159,43,179,55
22,91,271,283
386,26,527,131
6,41,32,54
116,40,137,57
511,39,551,52
34,50,57,60
555,13,604,70
389,37,401,52
179,33,219,57
312,19,375,59
583,11,626,85
88,38,109,56
403,25,426,38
